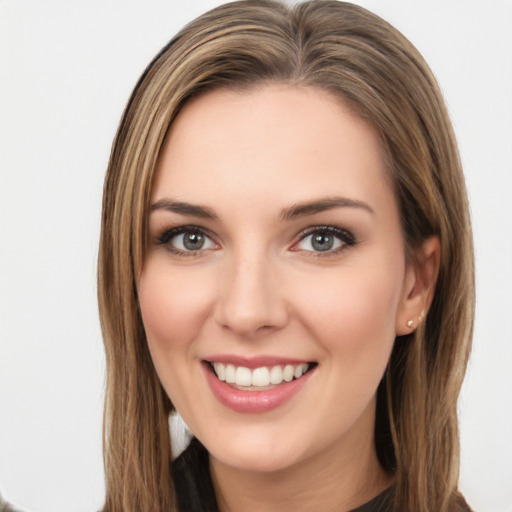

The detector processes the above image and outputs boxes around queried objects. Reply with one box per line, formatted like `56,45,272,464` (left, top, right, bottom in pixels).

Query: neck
209,410,393,512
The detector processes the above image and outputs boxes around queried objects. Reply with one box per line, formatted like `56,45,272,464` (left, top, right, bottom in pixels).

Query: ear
395,236,440,335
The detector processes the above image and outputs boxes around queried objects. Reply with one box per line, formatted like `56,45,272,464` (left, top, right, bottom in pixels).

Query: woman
98,1,474,511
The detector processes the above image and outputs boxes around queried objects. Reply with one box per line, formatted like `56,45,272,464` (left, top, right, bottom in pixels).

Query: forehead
152,85,395,217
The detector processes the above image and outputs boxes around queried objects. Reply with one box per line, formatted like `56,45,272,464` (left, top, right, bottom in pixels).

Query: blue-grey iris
183,232,204,250
312,233,334,251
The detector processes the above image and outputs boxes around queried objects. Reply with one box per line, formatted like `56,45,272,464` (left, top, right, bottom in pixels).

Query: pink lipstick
202,357,316,413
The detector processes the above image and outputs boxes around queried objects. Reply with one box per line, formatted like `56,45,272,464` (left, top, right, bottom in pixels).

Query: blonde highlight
98,2,474,511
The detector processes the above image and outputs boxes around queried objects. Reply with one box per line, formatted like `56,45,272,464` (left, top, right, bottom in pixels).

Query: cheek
295,256,404,362
137,258,215,414
138,259,214,350
294,259,404,433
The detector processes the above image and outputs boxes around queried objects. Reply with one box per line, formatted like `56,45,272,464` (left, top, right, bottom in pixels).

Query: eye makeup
156,225,219,257
291,225,357,256
154,222,358,259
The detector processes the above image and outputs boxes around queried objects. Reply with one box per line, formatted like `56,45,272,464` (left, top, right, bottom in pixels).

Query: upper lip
203,354,314,369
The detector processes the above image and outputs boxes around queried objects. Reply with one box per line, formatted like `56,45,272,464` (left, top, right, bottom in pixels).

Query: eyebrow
150,196,374,221
279,197,374,220
150,198,217,219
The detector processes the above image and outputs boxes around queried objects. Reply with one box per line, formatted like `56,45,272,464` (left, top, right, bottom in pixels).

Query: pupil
312,233,333,251
183,232,204,250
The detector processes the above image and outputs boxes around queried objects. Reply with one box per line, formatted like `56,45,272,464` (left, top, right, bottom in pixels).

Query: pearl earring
407,320,413,328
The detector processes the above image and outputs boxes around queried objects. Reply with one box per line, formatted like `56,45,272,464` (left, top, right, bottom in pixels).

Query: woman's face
139,85,414,474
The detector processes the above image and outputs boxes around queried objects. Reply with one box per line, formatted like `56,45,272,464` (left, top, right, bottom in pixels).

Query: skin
138,85,439,512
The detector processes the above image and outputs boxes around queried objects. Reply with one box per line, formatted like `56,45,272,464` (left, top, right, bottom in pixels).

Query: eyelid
156,225,219,256
290,225,356,254
155,224,356,257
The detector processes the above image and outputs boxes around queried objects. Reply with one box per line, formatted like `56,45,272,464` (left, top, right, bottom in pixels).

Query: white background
0,1,511,511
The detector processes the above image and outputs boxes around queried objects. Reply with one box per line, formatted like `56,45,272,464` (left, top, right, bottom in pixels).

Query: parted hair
98,1,474,511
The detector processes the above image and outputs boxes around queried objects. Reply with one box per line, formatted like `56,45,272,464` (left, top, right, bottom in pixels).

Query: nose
214,252,289,338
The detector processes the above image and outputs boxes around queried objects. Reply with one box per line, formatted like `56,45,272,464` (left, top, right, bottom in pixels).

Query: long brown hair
98,2,474,511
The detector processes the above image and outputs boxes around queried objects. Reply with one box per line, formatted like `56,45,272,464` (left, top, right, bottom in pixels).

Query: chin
207,435,305,474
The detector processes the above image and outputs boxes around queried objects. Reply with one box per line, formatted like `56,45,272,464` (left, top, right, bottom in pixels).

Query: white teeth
213,362,225,381
211,362,311,388
270,365,283,384
252,367,270,386
294,363,308,379
283,364,294,382
235,366,252,386
225,364,236,383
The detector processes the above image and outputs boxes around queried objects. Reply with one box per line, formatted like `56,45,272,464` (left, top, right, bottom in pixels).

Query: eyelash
156,225,357,257
157,225,217,257
292,226,356,256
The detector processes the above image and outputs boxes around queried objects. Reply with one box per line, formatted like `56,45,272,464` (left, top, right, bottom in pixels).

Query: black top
172,437,392,512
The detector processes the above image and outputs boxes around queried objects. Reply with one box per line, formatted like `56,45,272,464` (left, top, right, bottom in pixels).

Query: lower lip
203,363,315,414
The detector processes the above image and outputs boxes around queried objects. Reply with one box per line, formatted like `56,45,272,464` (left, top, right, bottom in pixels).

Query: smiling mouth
206,361,317,391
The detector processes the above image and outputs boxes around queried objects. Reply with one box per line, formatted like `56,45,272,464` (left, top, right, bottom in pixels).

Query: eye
157,226,217,255
293,226,356,254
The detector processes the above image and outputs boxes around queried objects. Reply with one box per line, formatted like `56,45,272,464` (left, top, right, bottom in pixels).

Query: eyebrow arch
150,198,217,219
280,197,374,220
